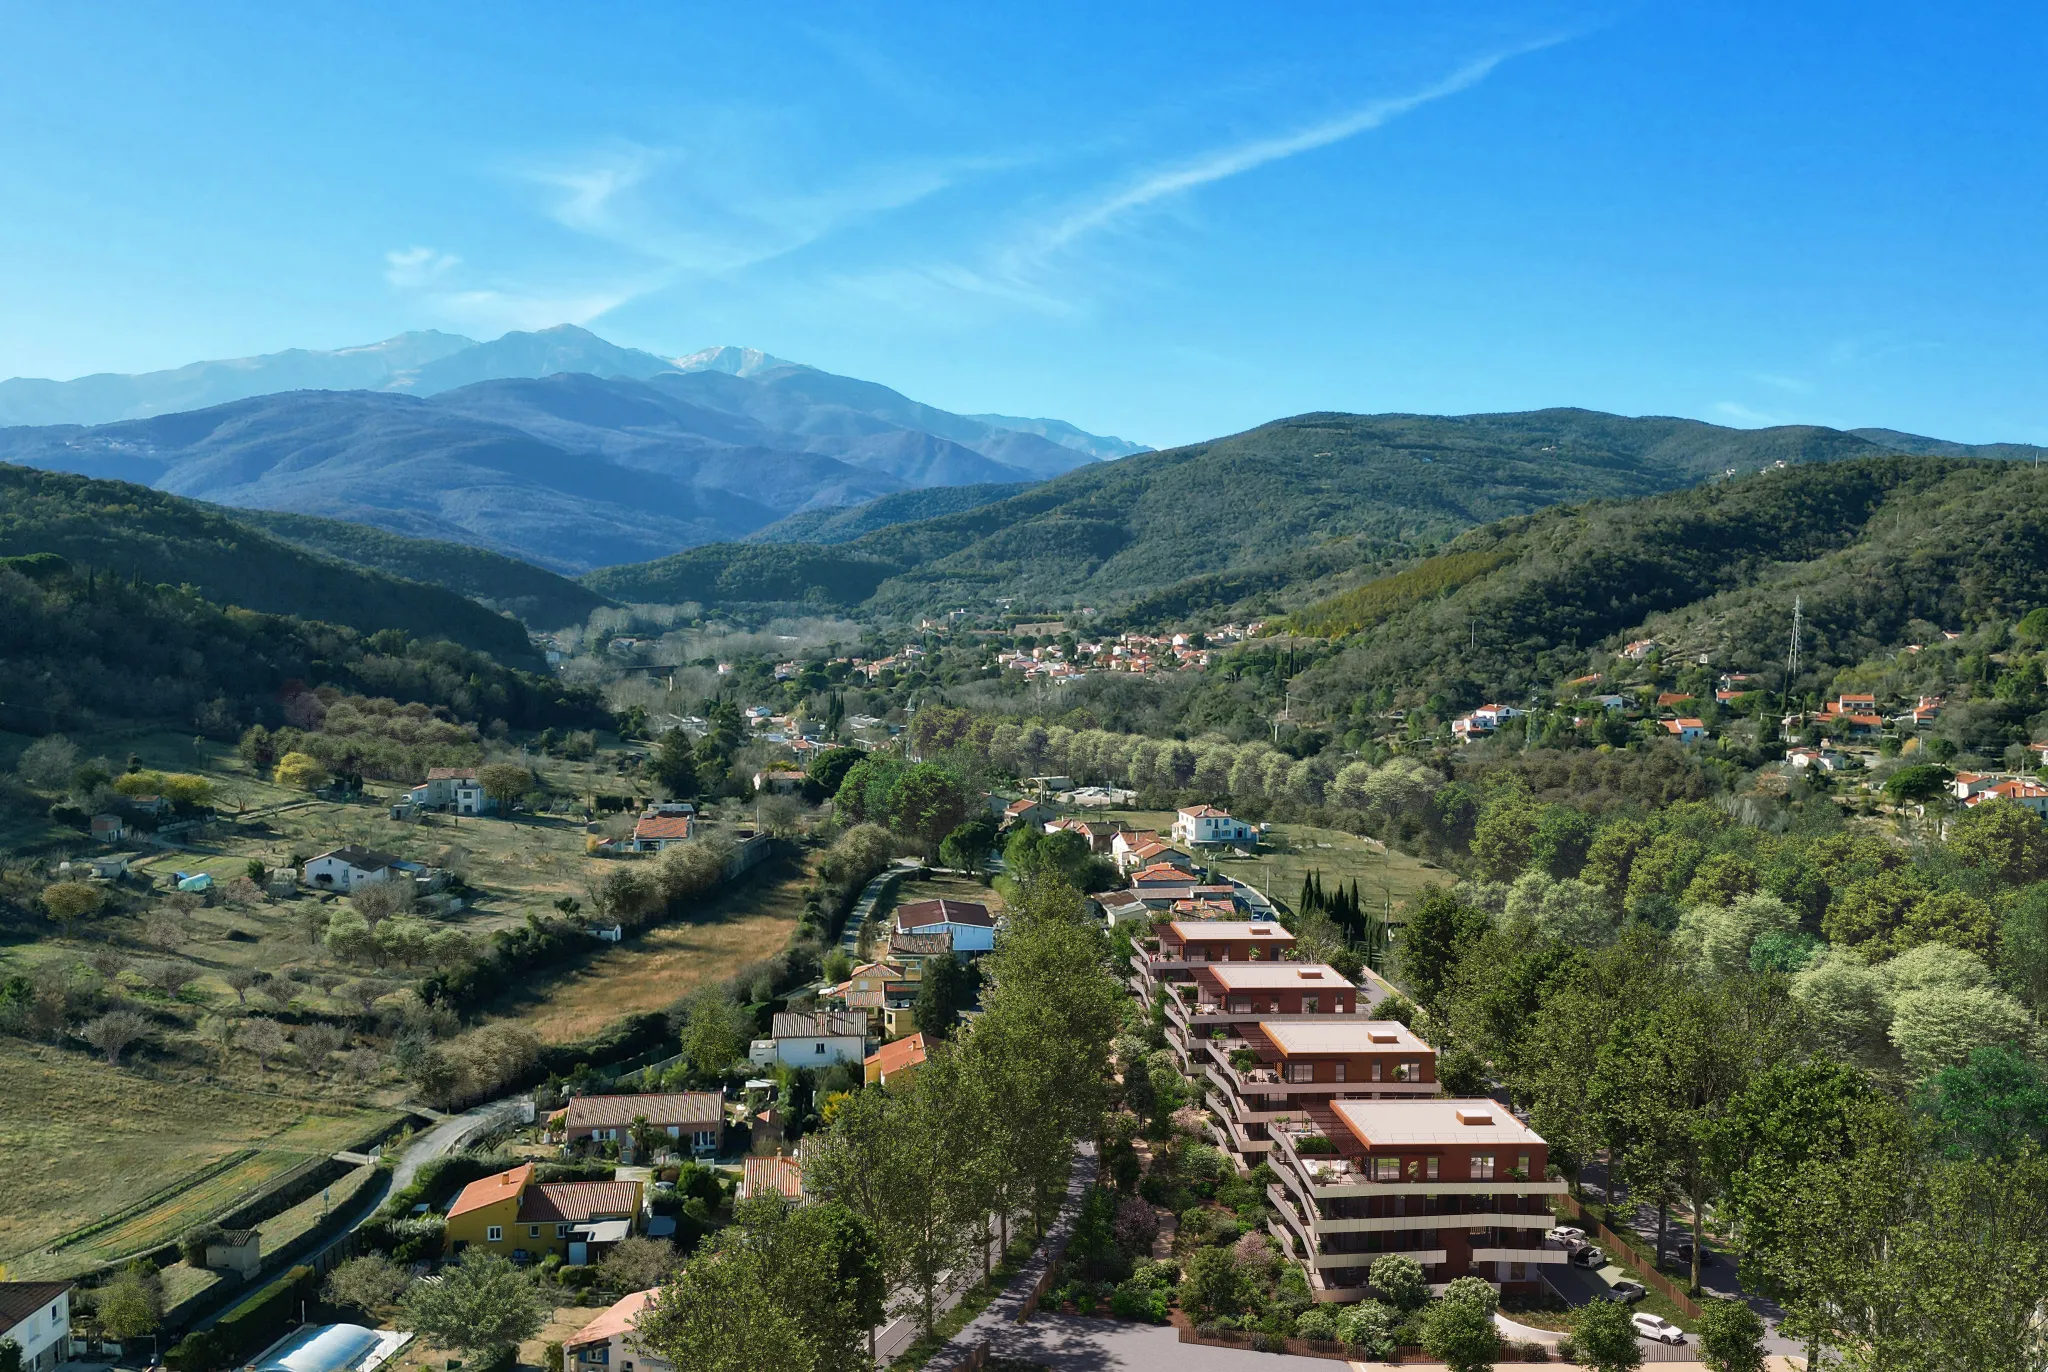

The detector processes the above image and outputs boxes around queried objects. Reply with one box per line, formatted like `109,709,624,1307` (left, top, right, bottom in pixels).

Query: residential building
89,813,125,843
444,1164,643,1264
631,814,694,852
865,1031,929,1087
302,845,401,893
1964,778,2048,816
1661,718,1707,744
738,1154,807,1203
750,1011,868,1069
1126,876,1243,912
565,1290,670,1372
408,768,494,815
1451,703,1525,743
1111,829,1162,870
560,1092,723,1156
1001,797,1052,830
1129,920,1297,1004
1620,639,1658,661
1173,805,1255,847
1118,839,1195,874
1045,817,1121,854
1265,1099,1565,1302
894,898,998,953
1954,772,2006,802
752,769,806,795
886,930,953,966
0,1282,71,1372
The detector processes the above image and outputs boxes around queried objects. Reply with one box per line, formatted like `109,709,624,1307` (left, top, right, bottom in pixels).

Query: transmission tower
1786,595,1803,683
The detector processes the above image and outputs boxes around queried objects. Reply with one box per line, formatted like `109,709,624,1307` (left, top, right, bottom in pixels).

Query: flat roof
1207,962,1353,991
1261,1021,1432,1055
1331,1098,1545,1148
1167,921,1292,942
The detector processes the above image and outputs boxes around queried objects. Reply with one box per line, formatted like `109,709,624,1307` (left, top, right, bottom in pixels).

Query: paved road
390,1096,530,1191
838,861,916,959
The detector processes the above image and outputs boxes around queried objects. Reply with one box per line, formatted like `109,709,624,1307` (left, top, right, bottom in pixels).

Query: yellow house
443,1164,643,1264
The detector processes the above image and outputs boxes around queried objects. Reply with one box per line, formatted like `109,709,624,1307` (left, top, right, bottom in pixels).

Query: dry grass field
0,1038,392,1276
487,855,812,1043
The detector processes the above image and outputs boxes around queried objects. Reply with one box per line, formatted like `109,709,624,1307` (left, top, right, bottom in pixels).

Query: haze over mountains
0,325,1150,571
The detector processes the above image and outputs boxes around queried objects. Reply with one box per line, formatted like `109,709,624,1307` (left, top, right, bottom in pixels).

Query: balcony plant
1293,1134,1338,1155
1229,1048,1260,1073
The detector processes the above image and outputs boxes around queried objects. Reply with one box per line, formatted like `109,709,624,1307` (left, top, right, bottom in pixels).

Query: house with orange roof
631,814,694,853
864,1031,928,1087
738,1153,808,1203
444,1163,643,1264
1964,778,2048,816
1662,718,1707,744
565,1289,669,1372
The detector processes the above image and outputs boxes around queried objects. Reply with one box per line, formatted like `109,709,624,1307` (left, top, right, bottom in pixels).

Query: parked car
1673,1240,1712,1266
1632,1312,1685,1344
1571,1245,1607,1268
1603,1280,1648,1304
1552,1225,1586,1245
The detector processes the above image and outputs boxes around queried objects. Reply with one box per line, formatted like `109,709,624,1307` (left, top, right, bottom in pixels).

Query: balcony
1473,1245,1570,1265
1267,1122,1569,1200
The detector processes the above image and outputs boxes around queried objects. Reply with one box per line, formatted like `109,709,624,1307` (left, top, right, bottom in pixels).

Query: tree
679,988,753,1073
39,881,101,936
1178,1245,1246,1323
912,951,970,1041
1367,1254,1428,1312
641,1194,883,1372
1570,1299,1643,1372
237,1016,289,1070
1884,763,1953,805
400,1250,545,1357
1947,798,2048,884
1398,886,1487,1010
1419,1295,1498,1372
223,967,262,1004
805,747,866,804
938,816,998,876
599,1234,678,1291
477,763,535,811
16,733,78,788
651,728,699,798
0,1338,21,1372
80,1009,151,1065
98,1262,162,1341
1693,1299,1765,1372
889,764,970,861
274,751,328,790
323,1255,411,1314
1920,1044,2048,1159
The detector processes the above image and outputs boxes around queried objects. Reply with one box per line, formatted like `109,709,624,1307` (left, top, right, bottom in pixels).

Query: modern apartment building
1264,1098,1567,1302
1196,1011,1436,1163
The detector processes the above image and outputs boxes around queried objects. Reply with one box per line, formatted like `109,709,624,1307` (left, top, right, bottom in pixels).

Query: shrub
1292,1305,1339,1341
1336,1300,1397,1356
1369,1254,1429,1312
1292,1134,1338,1154
179,1223,228,1267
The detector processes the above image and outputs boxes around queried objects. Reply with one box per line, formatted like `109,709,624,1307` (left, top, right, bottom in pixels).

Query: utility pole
1781,595,1804,737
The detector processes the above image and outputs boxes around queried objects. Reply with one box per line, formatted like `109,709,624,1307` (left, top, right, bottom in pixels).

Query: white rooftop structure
249,1324,411,1372
1166,921,1293,942
1206,963,1354,991
1261,1021,1433,1055
1330,1098,1546,1147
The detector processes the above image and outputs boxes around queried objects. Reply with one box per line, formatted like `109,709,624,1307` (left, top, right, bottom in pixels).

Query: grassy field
0,1038,393,1276
1082,809,1446,919
487,855,812,1043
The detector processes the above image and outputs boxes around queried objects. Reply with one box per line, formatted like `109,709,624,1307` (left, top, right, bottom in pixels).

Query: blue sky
1,2,2043,447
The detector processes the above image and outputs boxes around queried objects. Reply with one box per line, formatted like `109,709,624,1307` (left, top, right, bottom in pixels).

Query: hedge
166,1264,315,1371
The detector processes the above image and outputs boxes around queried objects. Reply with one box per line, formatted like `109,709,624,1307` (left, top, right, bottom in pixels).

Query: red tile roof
518,1180,641,1223
866,1032,928,1082
565,1290,658,1353
740,1154,806,1201
633,815,693,841
449,1163,536,1219
563,1092,721,1131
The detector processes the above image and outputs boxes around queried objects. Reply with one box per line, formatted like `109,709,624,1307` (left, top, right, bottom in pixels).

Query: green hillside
0,464,541,665
1284,454,2048,713
583,408,1906,617
580,542,903,609
742,482,1032,544
231,507,611,628
0,552,606,736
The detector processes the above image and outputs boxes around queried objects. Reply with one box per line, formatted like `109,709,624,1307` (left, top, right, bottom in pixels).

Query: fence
929,1341,988,1372
1556,1195,1704,1318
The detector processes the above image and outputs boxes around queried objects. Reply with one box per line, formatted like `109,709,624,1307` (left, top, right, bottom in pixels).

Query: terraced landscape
0,1038,393,1278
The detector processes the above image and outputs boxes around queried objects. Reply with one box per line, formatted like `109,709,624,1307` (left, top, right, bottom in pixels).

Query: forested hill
228,508,610,628
1282,454,2048,712
583,407,1938,612
0,464,542,665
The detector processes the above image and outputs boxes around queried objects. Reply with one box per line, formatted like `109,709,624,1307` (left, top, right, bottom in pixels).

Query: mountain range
586,408,2048,619
0,326,1150,571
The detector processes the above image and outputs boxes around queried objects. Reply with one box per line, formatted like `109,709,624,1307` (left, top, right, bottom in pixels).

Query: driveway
391,1096,530,1191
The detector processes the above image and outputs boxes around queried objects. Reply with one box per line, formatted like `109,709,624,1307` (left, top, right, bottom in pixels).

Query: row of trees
637,869,1124,1368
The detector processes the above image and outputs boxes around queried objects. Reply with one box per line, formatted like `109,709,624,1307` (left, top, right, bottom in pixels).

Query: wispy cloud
383,245,460,288
1716,400,1784,426
1031,43,1556,264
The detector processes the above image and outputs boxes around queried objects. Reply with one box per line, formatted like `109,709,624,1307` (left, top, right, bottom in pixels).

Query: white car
1632,1312,1685,1345
1551,1225,1586,1246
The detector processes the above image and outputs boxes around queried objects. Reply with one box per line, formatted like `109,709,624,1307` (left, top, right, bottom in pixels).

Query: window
558,1224,572,1238
1374,1157,1401,1181
1426,1157,1440,1181
487,1226,503,1242
1230,998,1251,1014
1517,1153,1530,1177
1511,1262,1527,1281
530,1225,542,1238
1286,1062,1315,1083
1333,1062,1347,1082
1471,1154,1495,1180
815,1043,826,1056
1371,1060,1382,1081
1406,1158,1422,1181
1302,995,1319,1014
